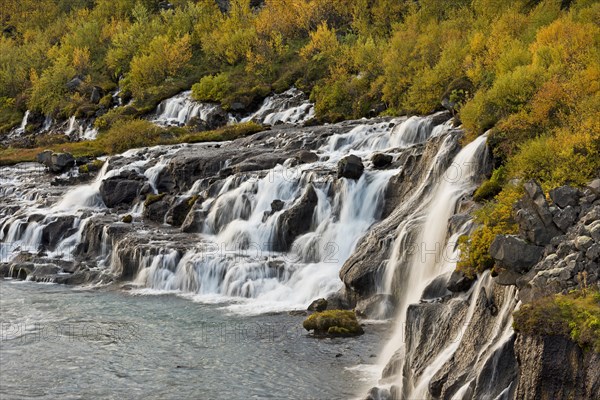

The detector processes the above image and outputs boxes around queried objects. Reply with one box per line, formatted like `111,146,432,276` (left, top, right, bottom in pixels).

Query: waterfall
153,91,224,127
64,116,79,136
17,110,30,134
241,87,315,125
9,110,30,137
365,133,519,399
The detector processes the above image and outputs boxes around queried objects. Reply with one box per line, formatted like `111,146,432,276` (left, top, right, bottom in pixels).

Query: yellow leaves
200,0,257,66
530,17,600,72
72,48,91,74
254,0,310,38
299,22,339,60
128,34,192,97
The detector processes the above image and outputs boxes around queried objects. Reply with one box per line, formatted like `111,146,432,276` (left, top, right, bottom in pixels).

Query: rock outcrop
514,335,600,400
37,150,76,173
100,171,147,208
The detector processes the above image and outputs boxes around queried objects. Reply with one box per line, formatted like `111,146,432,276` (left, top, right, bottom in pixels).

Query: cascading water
1,108,520,398
356,132,520,399
242,87,315,125
153,91,226,127
62,116,98,140
133,139,399,313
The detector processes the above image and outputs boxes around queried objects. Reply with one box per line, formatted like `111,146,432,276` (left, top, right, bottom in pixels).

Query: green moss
303,310,364,337
187,195,200,207
473,167,507,202
78,164,89,173
513,289,600,352
144,193,166,207
457,184,522,278
99,94,113,109
121,214,133,223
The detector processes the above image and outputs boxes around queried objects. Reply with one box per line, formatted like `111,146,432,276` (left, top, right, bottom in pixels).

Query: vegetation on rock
0,121,263,166
303,310,364,337
513,288,600,353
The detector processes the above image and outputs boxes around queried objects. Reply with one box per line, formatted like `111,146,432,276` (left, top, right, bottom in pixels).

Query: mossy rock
144,193,166,207
303,310,364,337
187,195,200,207
78,159,105,174
122,214,133,223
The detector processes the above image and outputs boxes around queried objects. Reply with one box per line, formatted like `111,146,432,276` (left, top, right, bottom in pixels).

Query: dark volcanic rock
553,205,579,232
99,171,146,208
180,199,206,233
490,235,544,285
447,270,476,293
37,151,75,173
515,180,562,245
295,150,318,164
144,197,171,223
514,335,600,400
338,154,364,180
41,216,76,249
273,185,318,251
355,294,395,319
371,153,393,168
307,298,328,312
549,186,580,208
166,196,196,227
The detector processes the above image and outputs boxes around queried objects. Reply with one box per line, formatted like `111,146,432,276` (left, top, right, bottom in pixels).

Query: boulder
66,76,84,91
36,150,52,166
273,185,318,251
166,196,196,227
574,236,593,252
371,153,393,168
181,199,206,233
326,289,352,310
41,216,76,249
586,179,600,195
422,273,452,299
99,171,146,208
549,186,580,208
262,199,285,222
490,235,544,275
90,86,102,104
37,151,75,173
143,194,171,223
515,181,562,245
447,270,476,293
337,155,364,180
553,206,579,232
295,150,318,164
307,298,328,312
270,199,284,212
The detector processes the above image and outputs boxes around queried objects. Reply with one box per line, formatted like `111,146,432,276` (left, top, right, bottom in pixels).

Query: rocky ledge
488,178,600,400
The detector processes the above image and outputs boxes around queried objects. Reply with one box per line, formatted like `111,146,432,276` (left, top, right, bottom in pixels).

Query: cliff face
514,335,600,400
370,177,599,400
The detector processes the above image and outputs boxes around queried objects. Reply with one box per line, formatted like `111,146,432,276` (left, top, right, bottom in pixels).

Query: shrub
473,166,507,202
457,184,522,278
191,73,232,103
507,122,600,191
513,289,600,352
101,119,165,153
